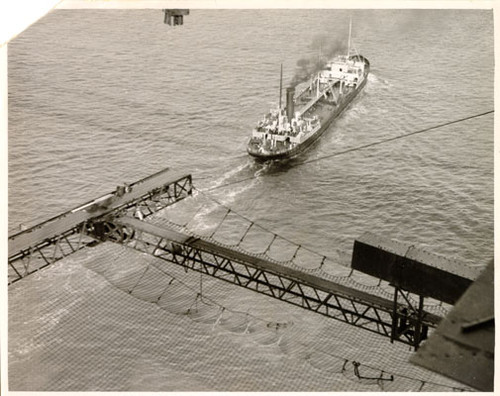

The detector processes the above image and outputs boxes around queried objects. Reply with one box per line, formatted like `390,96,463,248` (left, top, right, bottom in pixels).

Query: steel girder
8,174,192,284
8,223,97,285
119,174,192,220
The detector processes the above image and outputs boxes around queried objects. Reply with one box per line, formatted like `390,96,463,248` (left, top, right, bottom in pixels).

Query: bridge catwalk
9,168,466,349
88,214,442,348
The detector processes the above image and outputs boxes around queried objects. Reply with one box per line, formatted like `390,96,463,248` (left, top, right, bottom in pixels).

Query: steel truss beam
8,223,97,284
92,219,441,347
8,173,192,284
118,174,192,220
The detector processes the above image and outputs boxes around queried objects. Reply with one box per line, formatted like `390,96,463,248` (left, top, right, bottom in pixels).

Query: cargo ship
247,22,370,160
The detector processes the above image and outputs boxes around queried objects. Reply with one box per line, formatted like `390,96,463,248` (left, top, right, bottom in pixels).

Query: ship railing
273,134,288,142
252,130,266,139
290,123,321,144
253,129,295,142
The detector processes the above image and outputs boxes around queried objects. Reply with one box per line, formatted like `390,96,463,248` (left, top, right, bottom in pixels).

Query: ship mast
347,16,352,57
279,63,283,109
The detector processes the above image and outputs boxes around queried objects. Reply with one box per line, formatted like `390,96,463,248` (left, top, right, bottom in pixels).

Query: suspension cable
204,110,493,193
194,186,346,266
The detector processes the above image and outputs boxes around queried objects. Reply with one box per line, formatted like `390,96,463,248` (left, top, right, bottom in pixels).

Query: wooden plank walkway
117,216,196,245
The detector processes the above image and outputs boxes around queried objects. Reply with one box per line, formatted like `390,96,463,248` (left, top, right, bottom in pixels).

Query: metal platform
352,232,480,305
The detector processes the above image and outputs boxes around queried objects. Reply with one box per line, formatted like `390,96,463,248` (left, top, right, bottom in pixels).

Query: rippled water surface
8,9,493,391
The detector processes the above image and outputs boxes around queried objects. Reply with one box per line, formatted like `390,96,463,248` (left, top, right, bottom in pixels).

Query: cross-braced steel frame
90,217,442,348
8,224,97,285
121,174,192,220
8,173,192,284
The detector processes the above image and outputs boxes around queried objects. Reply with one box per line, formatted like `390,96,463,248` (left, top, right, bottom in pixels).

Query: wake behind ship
247,24,370,160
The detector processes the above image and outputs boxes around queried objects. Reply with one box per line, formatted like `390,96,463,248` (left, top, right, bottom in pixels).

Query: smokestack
286,86,295,121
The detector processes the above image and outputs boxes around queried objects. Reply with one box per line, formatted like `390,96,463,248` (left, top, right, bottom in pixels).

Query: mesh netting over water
148,190,453,317
9,240,472,392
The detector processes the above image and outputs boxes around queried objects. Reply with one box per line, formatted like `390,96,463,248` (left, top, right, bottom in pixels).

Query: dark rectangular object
286,86,295,121
351,233,479,305
163,9,189,25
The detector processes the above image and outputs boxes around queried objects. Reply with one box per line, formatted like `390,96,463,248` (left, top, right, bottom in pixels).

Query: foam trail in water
207,160,252,191
188,175,259,233
368,73,391,88
254,161,273,177
218,177,259,207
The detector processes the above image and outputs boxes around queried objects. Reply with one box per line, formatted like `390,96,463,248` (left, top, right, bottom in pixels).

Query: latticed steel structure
8,169,192,284
85,214,443,348
8,168,471,350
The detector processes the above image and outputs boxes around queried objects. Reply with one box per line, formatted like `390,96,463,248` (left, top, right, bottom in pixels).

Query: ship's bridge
319,58,364,85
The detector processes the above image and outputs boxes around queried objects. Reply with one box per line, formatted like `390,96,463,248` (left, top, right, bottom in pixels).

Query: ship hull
247,56,369,161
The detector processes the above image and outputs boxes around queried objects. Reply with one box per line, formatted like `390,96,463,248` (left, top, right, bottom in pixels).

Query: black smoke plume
290,34,347,87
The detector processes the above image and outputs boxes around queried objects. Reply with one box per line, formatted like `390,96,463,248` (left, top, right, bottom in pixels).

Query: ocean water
8,9,493,391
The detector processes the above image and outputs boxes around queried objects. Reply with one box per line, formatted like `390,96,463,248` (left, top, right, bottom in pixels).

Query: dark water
8,9,493,391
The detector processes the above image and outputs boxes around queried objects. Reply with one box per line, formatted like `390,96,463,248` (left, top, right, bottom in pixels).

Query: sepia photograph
3,1,494,392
